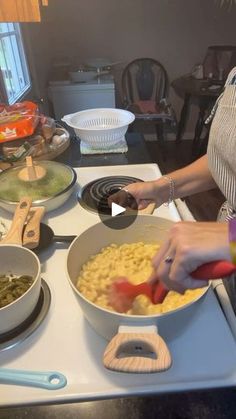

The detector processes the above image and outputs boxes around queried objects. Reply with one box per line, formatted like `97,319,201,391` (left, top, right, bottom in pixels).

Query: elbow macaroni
76,242,204,315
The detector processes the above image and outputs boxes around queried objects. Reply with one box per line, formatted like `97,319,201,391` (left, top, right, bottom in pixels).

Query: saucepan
0,198,41,334
0,160,77,214
0,245,41,334
66,215,211,374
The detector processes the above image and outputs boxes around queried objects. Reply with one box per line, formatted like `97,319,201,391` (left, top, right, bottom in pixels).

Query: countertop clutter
0,101,70,170
0,134,236,418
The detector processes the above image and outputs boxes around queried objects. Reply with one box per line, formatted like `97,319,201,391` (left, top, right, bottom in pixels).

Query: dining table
0,132,236,419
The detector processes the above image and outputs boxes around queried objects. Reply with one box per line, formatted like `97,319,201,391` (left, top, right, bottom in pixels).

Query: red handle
152,260,236,304
191,260,236,279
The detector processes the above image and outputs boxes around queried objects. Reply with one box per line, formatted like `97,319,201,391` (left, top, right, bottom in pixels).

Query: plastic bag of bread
0,101,39,143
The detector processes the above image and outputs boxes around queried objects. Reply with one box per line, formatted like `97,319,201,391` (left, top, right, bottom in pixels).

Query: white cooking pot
0,245,41,334
66,216,209,373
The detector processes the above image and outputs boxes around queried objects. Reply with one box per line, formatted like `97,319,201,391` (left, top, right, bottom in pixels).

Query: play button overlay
97,189,138,229
111,202,126,217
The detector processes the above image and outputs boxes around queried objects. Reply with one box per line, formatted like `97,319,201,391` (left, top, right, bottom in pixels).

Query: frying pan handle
152,260,236,304
53,234,77,243
103,328,172,373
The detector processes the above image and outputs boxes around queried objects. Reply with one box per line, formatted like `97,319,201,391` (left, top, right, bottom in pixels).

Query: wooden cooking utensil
109,260,236,313
22,206,45,249
0,197,32,245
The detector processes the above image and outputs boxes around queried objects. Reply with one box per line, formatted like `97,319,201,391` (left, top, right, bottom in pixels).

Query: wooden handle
18,156,46,182
1,197,32,245
138,202,156,215
103,332,172,373
25,156,37,181
22,206,45,249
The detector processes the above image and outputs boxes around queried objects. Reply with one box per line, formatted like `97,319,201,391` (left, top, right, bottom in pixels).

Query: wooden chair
121,58,176,153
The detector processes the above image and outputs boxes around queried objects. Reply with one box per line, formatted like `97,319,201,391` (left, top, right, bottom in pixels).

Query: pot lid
0,160,76,203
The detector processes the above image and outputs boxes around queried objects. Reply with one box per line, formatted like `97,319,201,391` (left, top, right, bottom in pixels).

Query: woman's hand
108,180,167,210
108,155,217,211
150,221,230,293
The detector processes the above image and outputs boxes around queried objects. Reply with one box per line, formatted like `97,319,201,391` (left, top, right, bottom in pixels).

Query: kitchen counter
1,133,236,419
55,131,153,167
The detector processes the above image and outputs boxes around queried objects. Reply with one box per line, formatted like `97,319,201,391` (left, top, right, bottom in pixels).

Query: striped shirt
231,74,236,85
207,67,236,221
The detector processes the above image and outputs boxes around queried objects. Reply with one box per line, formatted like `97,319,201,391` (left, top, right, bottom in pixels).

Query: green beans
0,274,34,308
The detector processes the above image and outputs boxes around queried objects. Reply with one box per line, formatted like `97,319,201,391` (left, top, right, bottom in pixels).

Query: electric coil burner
0,279,51,351
79,175,143,214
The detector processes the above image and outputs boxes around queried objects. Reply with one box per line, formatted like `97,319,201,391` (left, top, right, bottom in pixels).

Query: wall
25,0,236,136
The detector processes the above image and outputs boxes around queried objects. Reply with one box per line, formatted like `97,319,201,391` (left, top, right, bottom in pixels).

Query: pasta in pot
76,242,204,315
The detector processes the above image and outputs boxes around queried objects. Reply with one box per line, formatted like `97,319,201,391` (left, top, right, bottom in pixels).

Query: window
0,23,31,105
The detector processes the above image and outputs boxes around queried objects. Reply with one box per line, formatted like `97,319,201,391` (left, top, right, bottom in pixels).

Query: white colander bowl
62,108,135,149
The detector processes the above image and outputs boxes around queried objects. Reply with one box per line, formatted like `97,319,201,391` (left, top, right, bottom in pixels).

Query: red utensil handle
152,284,168,304
191,260,236,279
152,260,236,304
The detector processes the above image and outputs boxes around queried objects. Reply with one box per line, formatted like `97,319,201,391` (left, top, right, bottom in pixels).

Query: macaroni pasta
76,242,204,315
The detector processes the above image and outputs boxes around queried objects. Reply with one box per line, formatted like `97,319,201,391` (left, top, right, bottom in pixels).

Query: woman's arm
109,154,219,209
158,154,218,201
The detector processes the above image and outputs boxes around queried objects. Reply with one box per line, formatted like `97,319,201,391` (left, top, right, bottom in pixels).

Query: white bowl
62,108,135,149
0,245,41,334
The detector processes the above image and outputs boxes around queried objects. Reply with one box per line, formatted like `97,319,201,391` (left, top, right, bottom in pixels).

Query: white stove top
1,164,236,407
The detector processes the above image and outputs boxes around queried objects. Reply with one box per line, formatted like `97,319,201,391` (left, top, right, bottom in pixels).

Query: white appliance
1,163,236,407
48,79,116,120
